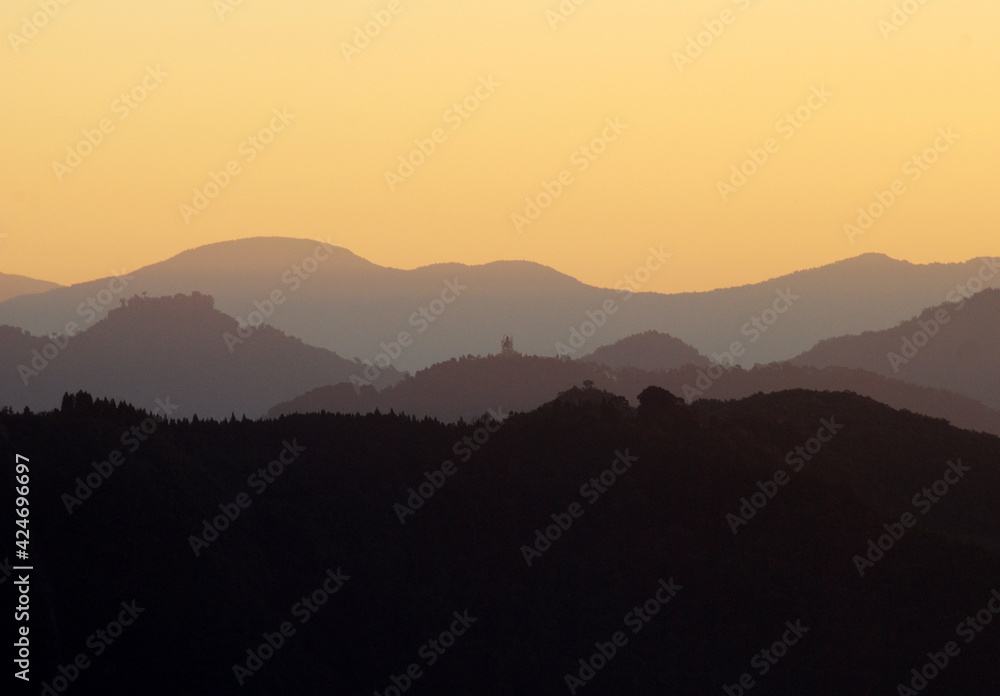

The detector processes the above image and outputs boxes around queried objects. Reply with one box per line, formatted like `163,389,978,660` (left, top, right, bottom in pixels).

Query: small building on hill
500,335,519,357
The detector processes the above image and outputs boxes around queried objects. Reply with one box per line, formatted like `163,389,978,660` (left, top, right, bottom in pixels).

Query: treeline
2,388,999,695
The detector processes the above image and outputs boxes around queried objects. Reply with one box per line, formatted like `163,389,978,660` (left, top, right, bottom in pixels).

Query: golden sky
1,0,997,291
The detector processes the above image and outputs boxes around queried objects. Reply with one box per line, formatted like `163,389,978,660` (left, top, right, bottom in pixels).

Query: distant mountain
0,293,400,419
792,288,1000,410
577,330,708,371
0,271,61,302
267,352,1000,437
1,238,997,370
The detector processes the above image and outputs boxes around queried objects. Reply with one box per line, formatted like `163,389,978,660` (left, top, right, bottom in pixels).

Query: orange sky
1,0,997,291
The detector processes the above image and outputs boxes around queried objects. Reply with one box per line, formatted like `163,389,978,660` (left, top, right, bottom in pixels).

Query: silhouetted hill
578,330,708,371
688,390,1000,550
267,352,1000,437
3,389,998,695
2,239,997,369
538,384,632,415
0,293,400,419
590,363,1000,437
792,288,1000,409
268,354,616,422
0,271,61,302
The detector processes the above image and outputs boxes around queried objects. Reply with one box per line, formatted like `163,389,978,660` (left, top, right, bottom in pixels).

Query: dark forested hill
3,388,999,695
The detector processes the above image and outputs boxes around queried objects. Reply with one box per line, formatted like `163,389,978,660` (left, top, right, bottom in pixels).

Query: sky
1,0,998,292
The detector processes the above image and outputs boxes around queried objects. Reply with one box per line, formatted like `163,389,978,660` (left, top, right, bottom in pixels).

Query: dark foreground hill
0,293,400,419
3,389,999,695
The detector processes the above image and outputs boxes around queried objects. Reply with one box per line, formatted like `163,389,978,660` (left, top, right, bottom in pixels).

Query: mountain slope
791,288,1000,409
652,362,1000,437
0,292,400,419
1,238,997,370
0,271,62,302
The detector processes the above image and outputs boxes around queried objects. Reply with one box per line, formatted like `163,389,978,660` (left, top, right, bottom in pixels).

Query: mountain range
4,240,1000,694
1,238,997,371
2,285,998,435
3,241,999,433
267,351,1000,437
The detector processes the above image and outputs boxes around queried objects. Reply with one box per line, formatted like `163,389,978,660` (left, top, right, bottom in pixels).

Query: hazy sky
2,0,997,292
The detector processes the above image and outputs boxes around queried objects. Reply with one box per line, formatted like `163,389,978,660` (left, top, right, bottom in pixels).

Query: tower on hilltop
500,335,517,356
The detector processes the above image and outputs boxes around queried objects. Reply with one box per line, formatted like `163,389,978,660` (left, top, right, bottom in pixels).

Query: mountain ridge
0,271,62,303
1,238,997,371
0,292,401,419
792,287,1000,409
